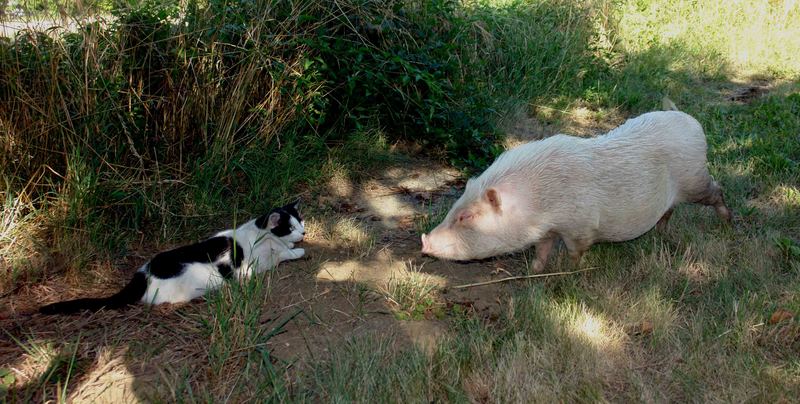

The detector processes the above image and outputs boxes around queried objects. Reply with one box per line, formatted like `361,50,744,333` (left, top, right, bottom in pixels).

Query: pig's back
587,111,709,241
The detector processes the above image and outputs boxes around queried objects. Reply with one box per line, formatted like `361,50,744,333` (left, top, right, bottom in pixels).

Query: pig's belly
597,220,659,242
590,166,676,242
594,200,670,242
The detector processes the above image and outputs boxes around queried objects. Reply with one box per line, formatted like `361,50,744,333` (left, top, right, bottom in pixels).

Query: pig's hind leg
656,208,674,231
532,237,555,273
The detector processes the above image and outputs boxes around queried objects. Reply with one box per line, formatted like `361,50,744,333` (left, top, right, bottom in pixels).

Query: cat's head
255,200,305,243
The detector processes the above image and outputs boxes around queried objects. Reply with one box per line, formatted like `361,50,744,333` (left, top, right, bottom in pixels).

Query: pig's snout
420,230,465,260
420,233,431,255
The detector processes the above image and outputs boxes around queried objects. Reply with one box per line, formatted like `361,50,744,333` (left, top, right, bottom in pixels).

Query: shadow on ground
1,72,797,401
0,156,528,401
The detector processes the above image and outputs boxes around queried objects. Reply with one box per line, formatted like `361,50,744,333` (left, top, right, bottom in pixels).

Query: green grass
4,0,112,17
2,0,800,401
383,262,444,321
2,333,82,402
307,313,495,402
296,0,800,401
197,272,300,401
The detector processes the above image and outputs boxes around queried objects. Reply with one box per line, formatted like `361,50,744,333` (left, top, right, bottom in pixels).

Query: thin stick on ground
451,267,597,289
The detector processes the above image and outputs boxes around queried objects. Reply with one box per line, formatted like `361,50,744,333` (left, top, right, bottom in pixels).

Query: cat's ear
290,198,301,209
255,212,282,230
266,212,281,229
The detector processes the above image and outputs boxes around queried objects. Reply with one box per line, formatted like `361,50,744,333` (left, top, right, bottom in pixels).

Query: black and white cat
39,201,306,314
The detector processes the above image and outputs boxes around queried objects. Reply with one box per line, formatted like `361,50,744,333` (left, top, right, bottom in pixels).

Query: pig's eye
456,211,474,223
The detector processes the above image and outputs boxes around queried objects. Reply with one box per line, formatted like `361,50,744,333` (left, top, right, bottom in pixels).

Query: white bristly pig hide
421,110,731,272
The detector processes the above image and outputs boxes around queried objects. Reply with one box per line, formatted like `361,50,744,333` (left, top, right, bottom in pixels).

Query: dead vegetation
2,0,800,401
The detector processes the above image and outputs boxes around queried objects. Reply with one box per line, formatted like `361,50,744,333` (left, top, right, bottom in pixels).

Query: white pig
421,110,731,272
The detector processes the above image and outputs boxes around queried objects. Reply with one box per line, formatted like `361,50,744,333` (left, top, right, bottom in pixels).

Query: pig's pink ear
485,188,502,212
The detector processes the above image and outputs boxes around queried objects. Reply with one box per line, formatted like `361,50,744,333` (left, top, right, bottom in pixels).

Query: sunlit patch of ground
3,82,799,400
502,102,625,149
67,347,138,403
239,158,512,365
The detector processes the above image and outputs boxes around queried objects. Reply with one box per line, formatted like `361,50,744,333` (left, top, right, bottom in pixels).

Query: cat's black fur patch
254,212,274,230
148,236,237,279
283,200,303,222
216,238,243,279
255,201,303,237
269,209,293,237
217,263,234,279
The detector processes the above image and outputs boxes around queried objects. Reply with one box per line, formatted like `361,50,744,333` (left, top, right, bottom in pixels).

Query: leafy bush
1,0,502,195
0,0,615,258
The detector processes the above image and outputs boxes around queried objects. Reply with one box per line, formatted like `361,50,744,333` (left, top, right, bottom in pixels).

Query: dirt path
262,158,523,359
0,156,532,401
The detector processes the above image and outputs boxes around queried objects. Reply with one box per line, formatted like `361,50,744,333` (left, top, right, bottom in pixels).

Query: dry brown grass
2,0,800,401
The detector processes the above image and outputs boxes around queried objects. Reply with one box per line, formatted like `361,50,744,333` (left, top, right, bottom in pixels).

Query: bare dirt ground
1,88,784,400
262,158,518,360
0,156,535,402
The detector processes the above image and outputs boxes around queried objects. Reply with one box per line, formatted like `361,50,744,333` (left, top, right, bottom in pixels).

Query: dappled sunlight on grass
300,218,326,241
483,297,631,401
325,167,355,199
616,0,800,79
383,261,446,320
567,306,626,351
4,338,61,387
304,216,376,258
315,251,405,283
502,102,626,150
67,347,137,403
769,185,800,209
332,218,374,251
1,334,85,402
624,288,678,342
677,258,715,284
0,192,47,293
361,179,418,229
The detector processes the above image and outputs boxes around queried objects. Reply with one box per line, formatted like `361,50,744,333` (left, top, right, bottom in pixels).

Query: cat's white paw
291,248,305,259
279,248,305,261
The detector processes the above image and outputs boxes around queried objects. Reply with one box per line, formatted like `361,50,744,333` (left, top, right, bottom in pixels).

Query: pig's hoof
532,262,546,273
717,205,732,224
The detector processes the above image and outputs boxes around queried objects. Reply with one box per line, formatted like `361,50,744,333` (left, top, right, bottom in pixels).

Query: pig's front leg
532,238,555,273
563,237,592,268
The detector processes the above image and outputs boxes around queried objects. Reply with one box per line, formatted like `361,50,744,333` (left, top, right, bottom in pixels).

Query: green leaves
775,236,800,262
0,368,15,399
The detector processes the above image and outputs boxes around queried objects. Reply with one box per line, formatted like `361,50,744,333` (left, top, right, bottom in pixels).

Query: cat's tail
39,272,147,315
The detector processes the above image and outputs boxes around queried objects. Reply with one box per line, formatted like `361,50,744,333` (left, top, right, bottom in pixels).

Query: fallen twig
451,267,596,289
278,288,331,311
